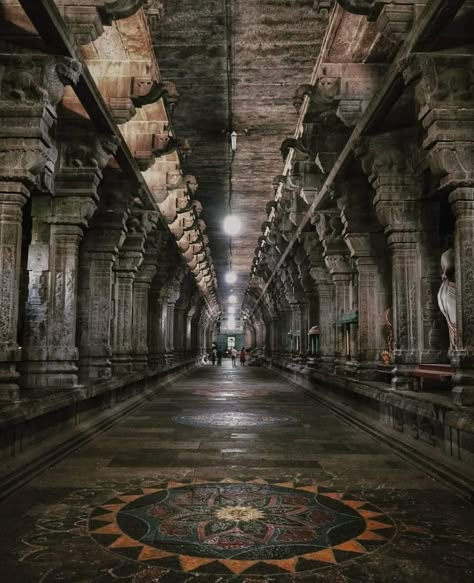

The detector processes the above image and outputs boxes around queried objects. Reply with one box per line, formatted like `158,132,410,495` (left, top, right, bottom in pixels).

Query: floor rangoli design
173,412,294,427
88,480,397,576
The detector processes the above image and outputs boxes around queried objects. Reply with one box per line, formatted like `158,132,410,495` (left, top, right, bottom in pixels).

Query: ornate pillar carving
0,54,80,399
21,195,95,389
131,225,161,370
76,170,131,380
313,211,354,363
402,54,474,404
302,232,336,367
336,179,391,377
111,214,146,374
21,127,118,389
355,129,428,389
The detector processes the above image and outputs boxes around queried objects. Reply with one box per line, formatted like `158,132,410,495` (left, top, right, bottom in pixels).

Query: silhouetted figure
217,349,223,366
240,348,246,366
231,347,237,367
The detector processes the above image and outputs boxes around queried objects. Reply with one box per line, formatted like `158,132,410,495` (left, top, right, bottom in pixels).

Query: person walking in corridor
231,347,237,367
240,347,246,366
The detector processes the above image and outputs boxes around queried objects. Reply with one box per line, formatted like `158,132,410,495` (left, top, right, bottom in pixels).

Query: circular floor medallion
173,412,294,427
88,480,396,576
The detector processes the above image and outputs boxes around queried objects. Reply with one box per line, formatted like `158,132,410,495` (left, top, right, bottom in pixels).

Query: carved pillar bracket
57,1,151,44
336,1,428,44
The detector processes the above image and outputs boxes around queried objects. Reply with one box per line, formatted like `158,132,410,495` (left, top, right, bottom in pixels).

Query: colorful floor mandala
88,480,397,576
173,412,294,427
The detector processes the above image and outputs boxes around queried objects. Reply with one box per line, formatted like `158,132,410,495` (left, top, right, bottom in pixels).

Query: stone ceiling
154,0,327,309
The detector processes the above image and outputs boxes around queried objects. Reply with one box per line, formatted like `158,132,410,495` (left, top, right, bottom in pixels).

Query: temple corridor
1,363,473,583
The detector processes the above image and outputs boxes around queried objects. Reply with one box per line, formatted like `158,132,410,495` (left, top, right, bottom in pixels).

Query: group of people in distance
210,346,246,367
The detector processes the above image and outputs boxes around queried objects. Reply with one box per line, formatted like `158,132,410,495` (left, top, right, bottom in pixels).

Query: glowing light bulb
223,215,241,236
228,307,236,314
228,295,237,303
225,271,237,284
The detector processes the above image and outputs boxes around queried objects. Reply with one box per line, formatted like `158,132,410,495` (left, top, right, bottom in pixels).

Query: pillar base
391,366,420,391
132,354,148,371
452,371,474,406
21,362,79,390
78,357,112,382
0,348,22,401
111,354,133,375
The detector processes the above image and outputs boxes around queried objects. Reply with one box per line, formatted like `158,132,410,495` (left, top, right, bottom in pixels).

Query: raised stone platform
264,358,474,500
0,359,197,501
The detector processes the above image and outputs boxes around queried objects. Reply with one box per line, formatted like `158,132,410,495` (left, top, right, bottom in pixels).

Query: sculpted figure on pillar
438,248,457,358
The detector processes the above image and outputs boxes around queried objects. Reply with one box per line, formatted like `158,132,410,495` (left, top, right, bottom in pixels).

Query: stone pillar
148,284,167,368
21,126,118,389
111,219,145,374
0,184,29,400
22,197,95,389
77,174,130,381
402,54,474,403
354,244,388,364
132,255,158,370
337,182,391,377
356,130,424,390
310,267,336,367
0,54,81,399
313,210,354,364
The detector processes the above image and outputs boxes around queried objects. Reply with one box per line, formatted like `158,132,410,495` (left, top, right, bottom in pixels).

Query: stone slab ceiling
154,0,326,304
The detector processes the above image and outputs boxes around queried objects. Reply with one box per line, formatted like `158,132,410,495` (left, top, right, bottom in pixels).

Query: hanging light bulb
228,306,236,314
228,315,236,328
225,271,237,284
230,130,237,151
228,295,237,303
223,215,241,236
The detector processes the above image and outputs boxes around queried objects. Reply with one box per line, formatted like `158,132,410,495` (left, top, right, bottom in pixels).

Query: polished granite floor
1,362,473,582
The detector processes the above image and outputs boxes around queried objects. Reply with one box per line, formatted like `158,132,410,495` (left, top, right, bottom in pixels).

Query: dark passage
1,364,473,582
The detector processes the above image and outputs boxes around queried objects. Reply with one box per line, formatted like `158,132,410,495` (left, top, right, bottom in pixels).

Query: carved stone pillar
313,211,354,364
21,196,96,389
0,54,80,398
166,293,177,365
148,284,167,368
77,174,130,381
337,182,392,377
21,127,118,389
402,54,474,404
111,219,145,374
132,256,158,371
0,183,29,400
356,130,426,389
310,267,336,367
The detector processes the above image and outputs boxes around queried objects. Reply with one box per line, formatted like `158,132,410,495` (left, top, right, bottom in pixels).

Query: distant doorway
227,337,235,351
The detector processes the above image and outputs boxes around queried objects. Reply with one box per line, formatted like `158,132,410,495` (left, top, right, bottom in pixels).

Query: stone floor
1,362,473,582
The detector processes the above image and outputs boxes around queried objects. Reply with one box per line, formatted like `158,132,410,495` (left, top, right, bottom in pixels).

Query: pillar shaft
0,184,29,400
